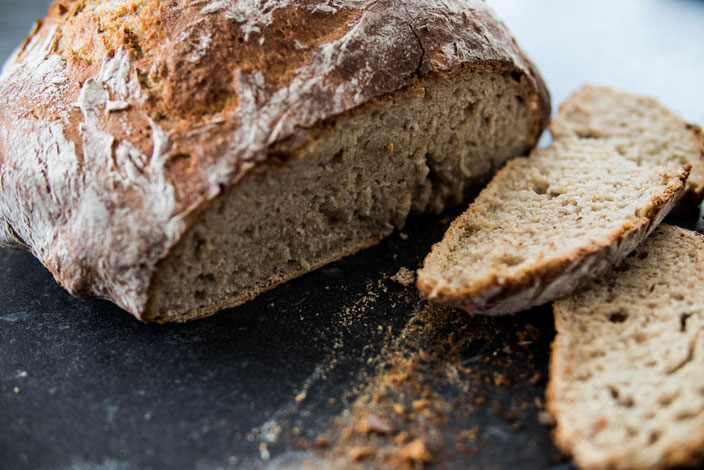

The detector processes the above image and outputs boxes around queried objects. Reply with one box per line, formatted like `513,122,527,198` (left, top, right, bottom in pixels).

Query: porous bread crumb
418,137,688,315
550,224,704,470
153,72,540,322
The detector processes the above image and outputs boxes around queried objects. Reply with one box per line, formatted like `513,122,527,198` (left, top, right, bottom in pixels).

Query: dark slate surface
0,213,564,470
1,1,703,469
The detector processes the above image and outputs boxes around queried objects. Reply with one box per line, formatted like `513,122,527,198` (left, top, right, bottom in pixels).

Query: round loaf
0,0,549,320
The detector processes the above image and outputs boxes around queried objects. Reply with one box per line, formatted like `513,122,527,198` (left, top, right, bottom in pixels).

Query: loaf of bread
0,1,550,322
549,224,704,470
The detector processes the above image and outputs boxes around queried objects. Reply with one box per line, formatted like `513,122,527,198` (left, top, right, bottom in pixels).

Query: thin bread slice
548,224,704,470
551,86,704,212
416,138,689,315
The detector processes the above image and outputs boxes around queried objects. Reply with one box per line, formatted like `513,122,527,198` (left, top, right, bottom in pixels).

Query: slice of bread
416,138,689,315
551,86,704,212
549,224,704,470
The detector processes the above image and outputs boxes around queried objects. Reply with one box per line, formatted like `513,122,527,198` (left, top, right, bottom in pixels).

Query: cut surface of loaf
551,86,704,212
549,224,704,470
416,138,688,315
0,0,550,321
150,72,538,321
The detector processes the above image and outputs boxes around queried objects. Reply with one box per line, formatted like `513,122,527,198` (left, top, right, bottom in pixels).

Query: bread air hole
676,410,699,420
531,181,548,195
648,430,661,444
608,386,635,408
608,310,628,323
680,313,692,332
608,386,619,399
659,392,676,407
496,254,525,267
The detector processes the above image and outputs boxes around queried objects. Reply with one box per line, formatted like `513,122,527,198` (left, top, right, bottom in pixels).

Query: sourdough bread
416,138,688,315
0,0,549,322
551,86,704,212
549,224,704,470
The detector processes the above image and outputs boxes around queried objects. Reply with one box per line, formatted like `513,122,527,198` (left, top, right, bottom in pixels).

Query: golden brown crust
416,166,689,315
0,0,550,319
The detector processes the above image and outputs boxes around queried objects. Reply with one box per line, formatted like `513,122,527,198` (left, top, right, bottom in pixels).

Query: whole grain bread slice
416,138,689,315
548,224,704,470
551,86,704,212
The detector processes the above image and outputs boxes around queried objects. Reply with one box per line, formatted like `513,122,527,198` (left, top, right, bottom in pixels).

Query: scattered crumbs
462,426,480,441
349,445,375,461
261,420,282,443
16,370,28,378
493,373,511,386
266,294,553,468
529,373,544,386
357,413,394,435
537,411,556,427
525,324,541,340
401,439,432,463
385,142,394,154
390,267,415,287
314,436,329,448
411,399,429,411
399,232,409,240
259,442,270,461
13,386,20,394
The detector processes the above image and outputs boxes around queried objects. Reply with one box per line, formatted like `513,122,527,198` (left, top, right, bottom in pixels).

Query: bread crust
416,165,689,315
0,0,550,319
